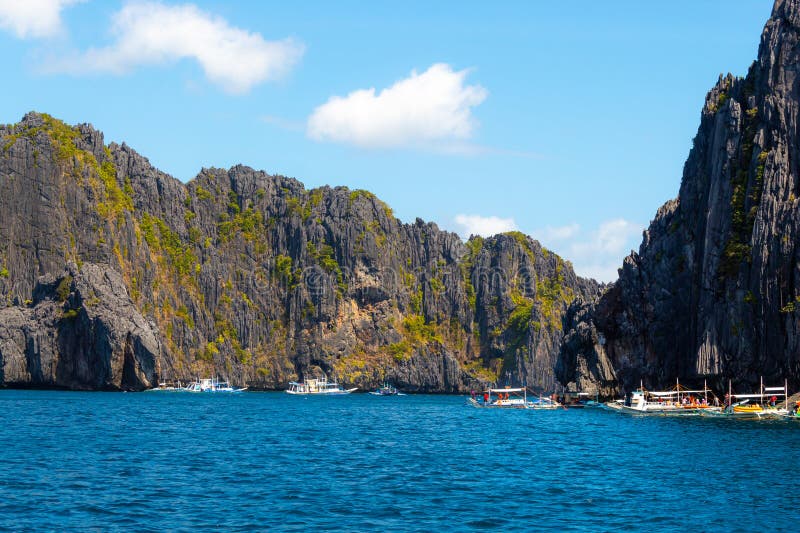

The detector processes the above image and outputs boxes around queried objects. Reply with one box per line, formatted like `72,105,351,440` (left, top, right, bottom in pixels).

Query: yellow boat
733,403,763,413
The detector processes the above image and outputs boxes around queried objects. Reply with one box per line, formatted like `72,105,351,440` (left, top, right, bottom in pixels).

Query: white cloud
307,63,488,148
563,219,643,283
454,214,517,238
46,1,304,94
569,219,641,258
538,223,580,243
0,0,82,39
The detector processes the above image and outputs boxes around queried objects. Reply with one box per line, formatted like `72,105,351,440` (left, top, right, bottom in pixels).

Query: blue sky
0,0,773,281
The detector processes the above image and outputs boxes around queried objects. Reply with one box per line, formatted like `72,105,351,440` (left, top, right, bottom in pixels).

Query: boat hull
605,402,721,416
285,388,358,395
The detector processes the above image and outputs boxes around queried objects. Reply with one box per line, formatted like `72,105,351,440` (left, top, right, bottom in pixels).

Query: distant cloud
538,223,580,242
45,1,304,94
569,219,641,258
564,219,643,282
454,214,517,238
0,0,82,39
307,63,488,149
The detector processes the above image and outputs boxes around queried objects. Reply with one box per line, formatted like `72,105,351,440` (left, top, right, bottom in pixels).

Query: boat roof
733,393,785,398
489,388,525,393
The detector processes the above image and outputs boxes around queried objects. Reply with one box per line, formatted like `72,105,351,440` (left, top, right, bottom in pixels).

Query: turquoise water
0,390,797,531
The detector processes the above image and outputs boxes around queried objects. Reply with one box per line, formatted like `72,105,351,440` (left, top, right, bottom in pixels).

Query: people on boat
769,395,777,407
483,391,489,405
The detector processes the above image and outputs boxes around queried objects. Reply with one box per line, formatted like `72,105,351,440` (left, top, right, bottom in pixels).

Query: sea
0,390,797,532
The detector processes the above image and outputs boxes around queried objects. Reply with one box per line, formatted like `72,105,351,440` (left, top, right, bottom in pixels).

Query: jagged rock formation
559,0,800,395
0,263,160,390
0,113,598,391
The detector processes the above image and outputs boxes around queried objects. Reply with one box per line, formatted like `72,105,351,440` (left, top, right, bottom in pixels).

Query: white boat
184,377,247,393
286,376,357,395
469,387,561,409
527,395,561,410
712,378,790,419
146,381,185,392
369,382,404,396
606,380,721,416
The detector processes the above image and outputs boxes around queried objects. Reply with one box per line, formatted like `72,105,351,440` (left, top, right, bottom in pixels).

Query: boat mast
760,376,764,406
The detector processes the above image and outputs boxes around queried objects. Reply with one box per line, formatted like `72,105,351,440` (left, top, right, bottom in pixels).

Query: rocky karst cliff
0,262,160,390
0,113,598,391
559,0,800,395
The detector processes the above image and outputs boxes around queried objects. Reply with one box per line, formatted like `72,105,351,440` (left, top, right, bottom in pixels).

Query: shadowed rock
559,0,800,396
0,263,160,390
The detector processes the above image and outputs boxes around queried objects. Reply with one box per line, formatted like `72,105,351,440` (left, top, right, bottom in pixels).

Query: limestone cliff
0,113,597,391
0,263,160,390
559,0,800,395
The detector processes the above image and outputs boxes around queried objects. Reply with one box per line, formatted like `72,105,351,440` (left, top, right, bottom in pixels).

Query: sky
0,0,774,281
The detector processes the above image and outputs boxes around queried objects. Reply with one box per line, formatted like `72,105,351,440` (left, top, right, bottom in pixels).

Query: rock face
559,0,800,395
0,263,160,390
0,113,598,391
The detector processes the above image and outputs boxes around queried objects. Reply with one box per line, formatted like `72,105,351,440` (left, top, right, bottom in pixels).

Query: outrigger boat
711,378,789,419
286,376,357,395
184,377,247,393
369,382,404,396
469,387,562,409
146,381,185,392
527,395,561,410
606,380,721,416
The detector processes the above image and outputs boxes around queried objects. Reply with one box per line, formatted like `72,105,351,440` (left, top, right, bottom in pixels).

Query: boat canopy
489,388,525,393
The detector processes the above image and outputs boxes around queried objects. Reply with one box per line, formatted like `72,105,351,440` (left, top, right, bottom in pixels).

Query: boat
369,382,404,396
712,378,790,419
286,375,357,395
606,380,721,416
183,377,247,393
468,387,561,409
146,381,185,392
560,391,601,408
527,395,561,410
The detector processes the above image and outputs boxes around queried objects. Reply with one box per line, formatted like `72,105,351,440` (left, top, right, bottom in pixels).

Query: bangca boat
286,376,357,395
369,383,404,396
184,377,247,393
469,388,561,409
146,381,185,392
712,379,790,419
606,380,721,416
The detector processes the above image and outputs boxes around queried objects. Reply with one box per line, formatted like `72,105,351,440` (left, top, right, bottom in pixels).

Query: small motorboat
369,383,404,396
184,377,247,393
286,375,357,395
469,387,559,409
